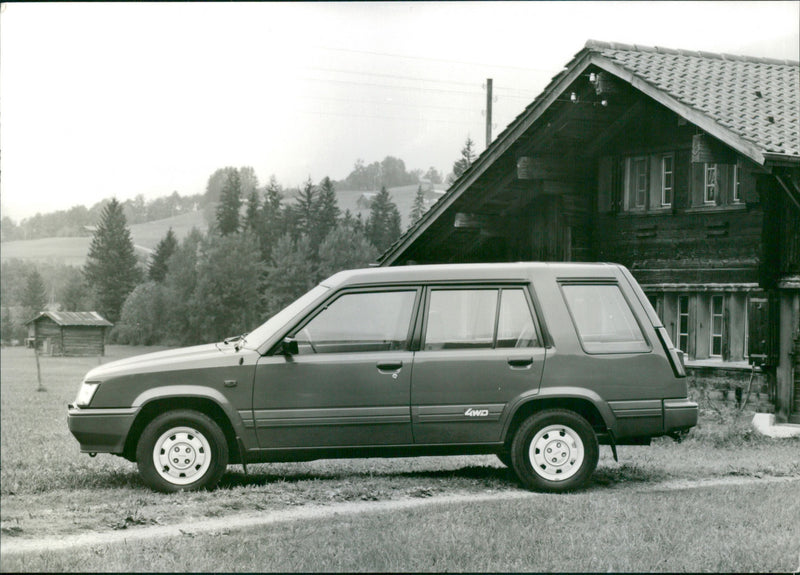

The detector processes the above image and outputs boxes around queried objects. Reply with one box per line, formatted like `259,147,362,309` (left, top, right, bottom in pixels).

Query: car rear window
561,283,649,354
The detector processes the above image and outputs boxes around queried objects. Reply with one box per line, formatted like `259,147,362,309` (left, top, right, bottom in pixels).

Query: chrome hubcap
153,426,211,485
529,424,584,481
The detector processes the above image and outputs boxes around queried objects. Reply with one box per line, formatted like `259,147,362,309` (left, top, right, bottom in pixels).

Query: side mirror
281,337,299,356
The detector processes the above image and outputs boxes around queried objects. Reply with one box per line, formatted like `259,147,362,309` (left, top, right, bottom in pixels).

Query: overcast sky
1,1,798,223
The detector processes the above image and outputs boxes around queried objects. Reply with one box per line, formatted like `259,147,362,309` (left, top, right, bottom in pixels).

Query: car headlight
75,381,101,407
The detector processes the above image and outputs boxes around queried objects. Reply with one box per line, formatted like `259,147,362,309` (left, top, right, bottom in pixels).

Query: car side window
295,290,416,354
424,289,498,350
561,283,649,354
497,288,539,348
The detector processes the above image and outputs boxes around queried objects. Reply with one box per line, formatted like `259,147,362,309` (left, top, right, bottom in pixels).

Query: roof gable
587,40,799,159
27,311,113,327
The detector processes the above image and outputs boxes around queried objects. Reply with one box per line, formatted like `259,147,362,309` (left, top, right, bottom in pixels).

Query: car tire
510,409,598,492
496,451,512,467
136,410,228,493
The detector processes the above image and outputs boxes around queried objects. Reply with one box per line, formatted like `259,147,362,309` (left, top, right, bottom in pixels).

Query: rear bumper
67,404,139,454
663,398,698,432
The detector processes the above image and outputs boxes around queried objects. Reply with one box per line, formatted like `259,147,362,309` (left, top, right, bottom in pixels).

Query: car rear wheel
511,409,598,492
136,410,228,493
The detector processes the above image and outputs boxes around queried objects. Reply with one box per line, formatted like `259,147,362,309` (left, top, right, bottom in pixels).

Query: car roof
322,262,621,288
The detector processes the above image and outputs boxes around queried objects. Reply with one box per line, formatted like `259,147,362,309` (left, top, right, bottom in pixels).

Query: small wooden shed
26,311,113,357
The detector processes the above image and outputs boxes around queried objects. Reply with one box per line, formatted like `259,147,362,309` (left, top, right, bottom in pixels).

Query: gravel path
2,475,798,556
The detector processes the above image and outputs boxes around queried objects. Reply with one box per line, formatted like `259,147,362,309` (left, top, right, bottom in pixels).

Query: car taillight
656,327,686,378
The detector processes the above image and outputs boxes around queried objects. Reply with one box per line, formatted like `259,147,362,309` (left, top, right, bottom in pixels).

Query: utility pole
485,78,493,148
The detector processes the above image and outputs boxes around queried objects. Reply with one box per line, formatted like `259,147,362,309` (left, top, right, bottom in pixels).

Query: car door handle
376,361,403,373
507,357,533,369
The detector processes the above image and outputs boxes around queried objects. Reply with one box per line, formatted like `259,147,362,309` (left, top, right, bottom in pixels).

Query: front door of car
411,286,546,444
252,288,420,449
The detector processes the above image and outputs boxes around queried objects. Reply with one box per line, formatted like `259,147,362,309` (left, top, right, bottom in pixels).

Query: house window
704,163,717,204
710,295,724,357
732,164,741,203
677,295,689,353
632,158,648,208
661,155,674,206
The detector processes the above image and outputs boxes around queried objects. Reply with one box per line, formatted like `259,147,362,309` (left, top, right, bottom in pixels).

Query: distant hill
336,184,446,230
1,211,208,266
0,184,445,266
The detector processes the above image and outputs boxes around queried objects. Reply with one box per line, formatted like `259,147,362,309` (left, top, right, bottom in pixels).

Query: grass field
1,345,799,572
0,212,208,266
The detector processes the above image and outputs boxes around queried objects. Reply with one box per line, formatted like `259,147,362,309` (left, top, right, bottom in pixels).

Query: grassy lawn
2,345,799,572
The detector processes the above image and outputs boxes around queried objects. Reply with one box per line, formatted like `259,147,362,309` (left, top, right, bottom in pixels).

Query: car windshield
240,285,330,350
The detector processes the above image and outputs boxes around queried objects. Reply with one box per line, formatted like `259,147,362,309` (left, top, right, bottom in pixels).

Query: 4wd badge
464,408,489,417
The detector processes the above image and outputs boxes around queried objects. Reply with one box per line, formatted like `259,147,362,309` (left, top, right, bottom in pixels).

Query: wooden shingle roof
26,311,113,327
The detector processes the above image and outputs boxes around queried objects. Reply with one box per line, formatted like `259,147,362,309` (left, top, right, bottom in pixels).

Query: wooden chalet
379,41,800,423
26,311,113,356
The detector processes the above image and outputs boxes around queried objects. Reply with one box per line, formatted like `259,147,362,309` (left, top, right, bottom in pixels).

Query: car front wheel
136,410,228,493
510,409,598,492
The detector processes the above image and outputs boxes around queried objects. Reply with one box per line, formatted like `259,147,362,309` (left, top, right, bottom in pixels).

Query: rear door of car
410,284,546,444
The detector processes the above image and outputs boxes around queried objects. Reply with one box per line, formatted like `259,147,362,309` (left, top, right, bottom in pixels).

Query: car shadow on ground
215,462,658,491
217,464,518,489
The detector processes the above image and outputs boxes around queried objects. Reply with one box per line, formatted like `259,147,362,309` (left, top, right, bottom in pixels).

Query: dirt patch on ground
2,475,798,557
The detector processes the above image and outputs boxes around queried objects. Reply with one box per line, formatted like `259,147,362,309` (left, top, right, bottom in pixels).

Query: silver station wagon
68,262,697,493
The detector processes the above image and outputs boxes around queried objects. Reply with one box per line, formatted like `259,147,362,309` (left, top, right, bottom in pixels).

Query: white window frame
704,163,717,204
631,157,648,209
732,163,741,204
677,295,689,353
710,294,724,357
661,154,674,207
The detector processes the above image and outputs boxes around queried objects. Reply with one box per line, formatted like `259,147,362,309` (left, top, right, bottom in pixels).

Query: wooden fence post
34,347,46,392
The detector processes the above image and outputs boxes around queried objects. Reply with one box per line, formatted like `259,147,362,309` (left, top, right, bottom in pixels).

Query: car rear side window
424,287,539,350
497,288,539,348
295,290,417,354
425,289,497,350
561,283,649,354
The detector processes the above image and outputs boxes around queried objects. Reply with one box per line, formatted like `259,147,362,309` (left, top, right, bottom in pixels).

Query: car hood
83,343,246,381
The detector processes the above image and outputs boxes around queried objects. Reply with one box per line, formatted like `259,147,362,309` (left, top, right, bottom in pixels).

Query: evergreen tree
59,269,87,311
263,233,316,317
317,224,378,280
162,229,204,344
83,198,142,323
148,228,178,282
409,185,426,226
312,177,340,249
1,306,14,343
258,176,284,261
365,186,402,253
216,170,242,235
244,188,261,235
293,178,317,238
193,233,264,341
450,136,477,182
22,269,48,316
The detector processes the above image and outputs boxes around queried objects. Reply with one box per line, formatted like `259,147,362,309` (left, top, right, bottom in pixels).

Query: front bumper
67,404,139,454
663,398,699,432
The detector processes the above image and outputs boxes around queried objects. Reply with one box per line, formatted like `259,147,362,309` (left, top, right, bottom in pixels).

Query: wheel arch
502,390,612,450
123,395,241,464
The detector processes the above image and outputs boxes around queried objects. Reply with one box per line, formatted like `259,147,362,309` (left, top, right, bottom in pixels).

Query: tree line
1,140,477,346
104,170,406,346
